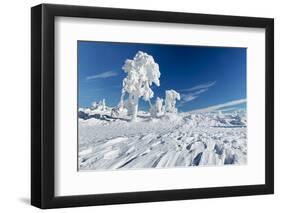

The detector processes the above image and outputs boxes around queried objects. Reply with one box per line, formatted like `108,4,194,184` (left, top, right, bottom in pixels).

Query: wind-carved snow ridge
78,51,247,171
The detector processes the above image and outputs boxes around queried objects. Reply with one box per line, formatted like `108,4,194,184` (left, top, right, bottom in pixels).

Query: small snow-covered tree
150,97,164,116
165,90,180,113
155,97,164,114
91,101,97,110
150,97,164,117
122,51,161,120
98,100,102,108
102,98,106,111
96,99,106,111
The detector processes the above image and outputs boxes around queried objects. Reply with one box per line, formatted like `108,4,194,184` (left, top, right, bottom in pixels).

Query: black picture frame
31,3,274,209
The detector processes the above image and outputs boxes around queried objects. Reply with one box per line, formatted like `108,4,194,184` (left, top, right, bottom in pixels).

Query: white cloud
86,71,118,80
191,88,208,95
189,99,246,113
181,81,216,92
180,88,210,103
181,94,198,102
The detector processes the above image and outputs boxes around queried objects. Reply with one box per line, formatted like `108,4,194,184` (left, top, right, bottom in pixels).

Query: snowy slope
78,108,247,171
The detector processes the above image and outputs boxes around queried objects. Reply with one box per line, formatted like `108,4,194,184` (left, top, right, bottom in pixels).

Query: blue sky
78,41,246,112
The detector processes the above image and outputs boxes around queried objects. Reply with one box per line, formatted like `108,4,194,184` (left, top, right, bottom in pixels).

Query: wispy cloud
180,81,216,92
188,99,246,113
180,82,216,104
86,71,118,80
181,94,198,102
181,88,208,103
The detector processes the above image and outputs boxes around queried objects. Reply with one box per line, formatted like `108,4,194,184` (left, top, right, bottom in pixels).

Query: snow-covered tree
122,51,161,120
165,90,180,113
91,101,97,110
93,99,106,111
149,97,164,117
155,97,164,114
102,98,106,111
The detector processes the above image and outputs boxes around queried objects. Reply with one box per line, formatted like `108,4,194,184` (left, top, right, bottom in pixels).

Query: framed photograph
31,4,274,209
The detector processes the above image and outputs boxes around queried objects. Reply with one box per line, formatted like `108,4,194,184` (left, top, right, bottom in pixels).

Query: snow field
78,109,247,170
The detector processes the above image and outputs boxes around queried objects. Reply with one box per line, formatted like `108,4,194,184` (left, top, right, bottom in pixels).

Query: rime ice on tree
150,97,164,117
155,97,164,115
101,99,106,111
121,51,161,120
165,90,181,113
91,101,97,110
91,99,106,111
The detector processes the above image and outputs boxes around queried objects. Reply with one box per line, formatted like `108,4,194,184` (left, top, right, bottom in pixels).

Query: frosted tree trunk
155,97,163,115
128,93,139,121
131,103,138,121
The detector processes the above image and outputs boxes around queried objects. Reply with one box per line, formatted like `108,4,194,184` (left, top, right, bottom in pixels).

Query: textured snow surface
78,109,247,171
